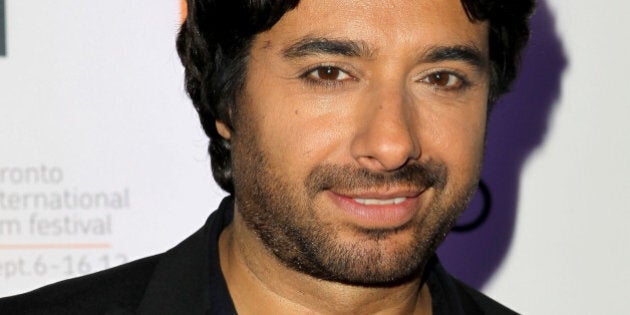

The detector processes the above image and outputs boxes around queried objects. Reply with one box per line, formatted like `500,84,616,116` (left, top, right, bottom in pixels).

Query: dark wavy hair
176,0,535,193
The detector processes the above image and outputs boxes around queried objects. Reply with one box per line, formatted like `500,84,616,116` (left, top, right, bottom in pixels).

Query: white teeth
353,197,406,205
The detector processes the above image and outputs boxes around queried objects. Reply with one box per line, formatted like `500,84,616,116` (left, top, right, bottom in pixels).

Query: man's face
225,0,489,285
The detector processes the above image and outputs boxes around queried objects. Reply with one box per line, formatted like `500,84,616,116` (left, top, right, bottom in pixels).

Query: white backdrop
1,1,628,314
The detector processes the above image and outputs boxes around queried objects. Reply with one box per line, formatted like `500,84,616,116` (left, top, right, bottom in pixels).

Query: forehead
254,0,488,56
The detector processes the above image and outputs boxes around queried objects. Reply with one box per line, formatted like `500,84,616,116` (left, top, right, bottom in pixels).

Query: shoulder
426,256,518,314
0,254,161,315
451,278,519,315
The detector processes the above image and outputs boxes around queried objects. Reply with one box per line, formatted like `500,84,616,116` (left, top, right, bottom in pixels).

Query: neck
219,210,433,315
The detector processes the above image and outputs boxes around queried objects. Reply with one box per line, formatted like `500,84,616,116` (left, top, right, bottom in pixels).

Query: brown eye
318,67,340,80
422,72,463,89
307,66,352,81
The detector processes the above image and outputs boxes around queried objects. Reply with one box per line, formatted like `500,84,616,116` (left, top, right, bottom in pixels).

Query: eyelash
418,70,470,92
299,65,356,88
299,65,471,93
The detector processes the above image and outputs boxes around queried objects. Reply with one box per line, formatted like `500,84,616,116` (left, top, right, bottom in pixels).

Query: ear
216,120,232,140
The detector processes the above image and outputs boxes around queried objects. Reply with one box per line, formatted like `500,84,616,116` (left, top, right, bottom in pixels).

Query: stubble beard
231,129,479,287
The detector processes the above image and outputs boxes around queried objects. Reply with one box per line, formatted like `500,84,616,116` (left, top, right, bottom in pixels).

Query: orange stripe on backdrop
180,0,188,23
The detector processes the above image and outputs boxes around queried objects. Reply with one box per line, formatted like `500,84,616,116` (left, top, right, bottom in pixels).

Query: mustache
305,161,447,196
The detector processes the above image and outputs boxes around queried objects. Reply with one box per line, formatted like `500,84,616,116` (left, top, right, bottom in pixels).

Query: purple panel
437,0,567,288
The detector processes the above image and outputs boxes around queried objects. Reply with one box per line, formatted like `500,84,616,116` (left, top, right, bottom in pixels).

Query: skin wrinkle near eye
281,40,487,95
277,34,488,101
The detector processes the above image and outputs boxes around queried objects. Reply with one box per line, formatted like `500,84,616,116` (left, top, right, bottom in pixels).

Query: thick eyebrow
282,37,373,59
281,38,486,70
422,45,487,69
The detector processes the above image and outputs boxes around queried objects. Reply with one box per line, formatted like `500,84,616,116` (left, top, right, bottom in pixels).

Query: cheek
419,106,486,180
253,98,351,181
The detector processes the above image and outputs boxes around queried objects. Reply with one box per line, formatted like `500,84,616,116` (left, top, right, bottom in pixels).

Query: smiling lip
327,189,425,229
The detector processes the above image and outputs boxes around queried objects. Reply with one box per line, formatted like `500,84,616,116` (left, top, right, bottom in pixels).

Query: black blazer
0,197,516,314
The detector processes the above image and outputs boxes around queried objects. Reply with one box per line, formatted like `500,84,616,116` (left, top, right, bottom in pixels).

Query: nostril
353,137,420,172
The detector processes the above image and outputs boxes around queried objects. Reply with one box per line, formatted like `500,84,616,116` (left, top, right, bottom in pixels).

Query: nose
350,83,421,172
